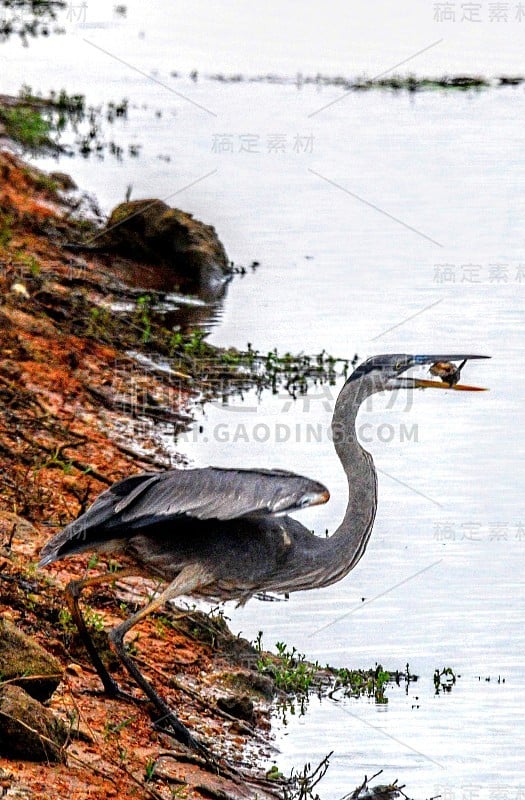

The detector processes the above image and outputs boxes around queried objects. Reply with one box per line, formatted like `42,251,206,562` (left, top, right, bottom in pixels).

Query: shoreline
0,146,282,798
0,147,397,799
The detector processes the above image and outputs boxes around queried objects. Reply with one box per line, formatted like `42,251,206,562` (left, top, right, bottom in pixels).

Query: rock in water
102,199,231,295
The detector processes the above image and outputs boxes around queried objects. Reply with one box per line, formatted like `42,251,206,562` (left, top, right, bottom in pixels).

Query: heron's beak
413,378,488,392
392,377,488,391
410,354,490,365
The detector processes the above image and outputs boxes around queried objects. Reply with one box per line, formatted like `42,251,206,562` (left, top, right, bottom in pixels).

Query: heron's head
347,353,489,394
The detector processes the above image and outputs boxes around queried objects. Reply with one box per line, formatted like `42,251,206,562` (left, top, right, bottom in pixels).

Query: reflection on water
102,256,230,333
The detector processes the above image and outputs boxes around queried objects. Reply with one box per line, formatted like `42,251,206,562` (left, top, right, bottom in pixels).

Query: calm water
3,3,525,796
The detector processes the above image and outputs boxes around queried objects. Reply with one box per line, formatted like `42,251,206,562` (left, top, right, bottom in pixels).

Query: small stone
217,694,255,723
48,171,77,191
65,662,84,677
244,671,274,699
10,282,29,298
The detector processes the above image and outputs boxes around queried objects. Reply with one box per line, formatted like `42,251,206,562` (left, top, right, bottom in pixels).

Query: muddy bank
0,147,279,798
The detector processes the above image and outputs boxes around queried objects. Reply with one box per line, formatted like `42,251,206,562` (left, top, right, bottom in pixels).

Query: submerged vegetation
0,87,131,158
0,105,53,150
434,666,458,694
190,68,523,92
0,0,66,44
254,633,417,718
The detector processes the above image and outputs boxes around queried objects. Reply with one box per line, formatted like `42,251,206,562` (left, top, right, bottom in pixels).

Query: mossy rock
48,171,77,191
217,694,255,722
0,684,68,762
0,620,63,701
216,670,275,700
102,199,231,293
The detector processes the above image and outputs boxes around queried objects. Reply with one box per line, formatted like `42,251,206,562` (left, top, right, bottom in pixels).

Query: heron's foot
87,675,144,705
107,686,145,704
152,715,213,762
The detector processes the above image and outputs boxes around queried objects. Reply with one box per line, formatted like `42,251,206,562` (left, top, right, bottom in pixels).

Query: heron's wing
39,467,329,565
112,467,329,527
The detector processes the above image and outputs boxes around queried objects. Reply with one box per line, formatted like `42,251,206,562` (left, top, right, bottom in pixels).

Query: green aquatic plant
134,295,152,343
0,106,52,151
331,665,391,704
257,641,319,693
255,633,416,724
2,85,131,157
434,666,457,694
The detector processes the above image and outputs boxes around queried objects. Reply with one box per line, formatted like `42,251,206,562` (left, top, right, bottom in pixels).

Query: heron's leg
66,569,139,699
108,564,212,756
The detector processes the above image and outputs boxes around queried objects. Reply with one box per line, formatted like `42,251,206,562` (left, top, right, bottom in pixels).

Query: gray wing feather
115,467,328,526
113,475,162,514
39,467,329,565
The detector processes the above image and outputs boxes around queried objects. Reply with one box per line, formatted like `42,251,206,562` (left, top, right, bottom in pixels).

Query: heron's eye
394,360,404,371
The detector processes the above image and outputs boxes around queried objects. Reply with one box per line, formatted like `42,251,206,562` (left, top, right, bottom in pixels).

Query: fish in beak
396,354,489,391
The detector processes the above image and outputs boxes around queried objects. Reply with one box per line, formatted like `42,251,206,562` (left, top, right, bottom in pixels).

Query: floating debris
171,68,498,92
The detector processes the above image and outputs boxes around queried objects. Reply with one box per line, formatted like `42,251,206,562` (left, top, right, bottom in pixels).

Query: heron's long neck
322,378,378,585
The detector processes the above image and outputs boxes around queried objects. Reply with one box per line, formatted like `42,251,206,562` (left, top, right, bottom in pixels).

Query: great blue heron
39,352,488,754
